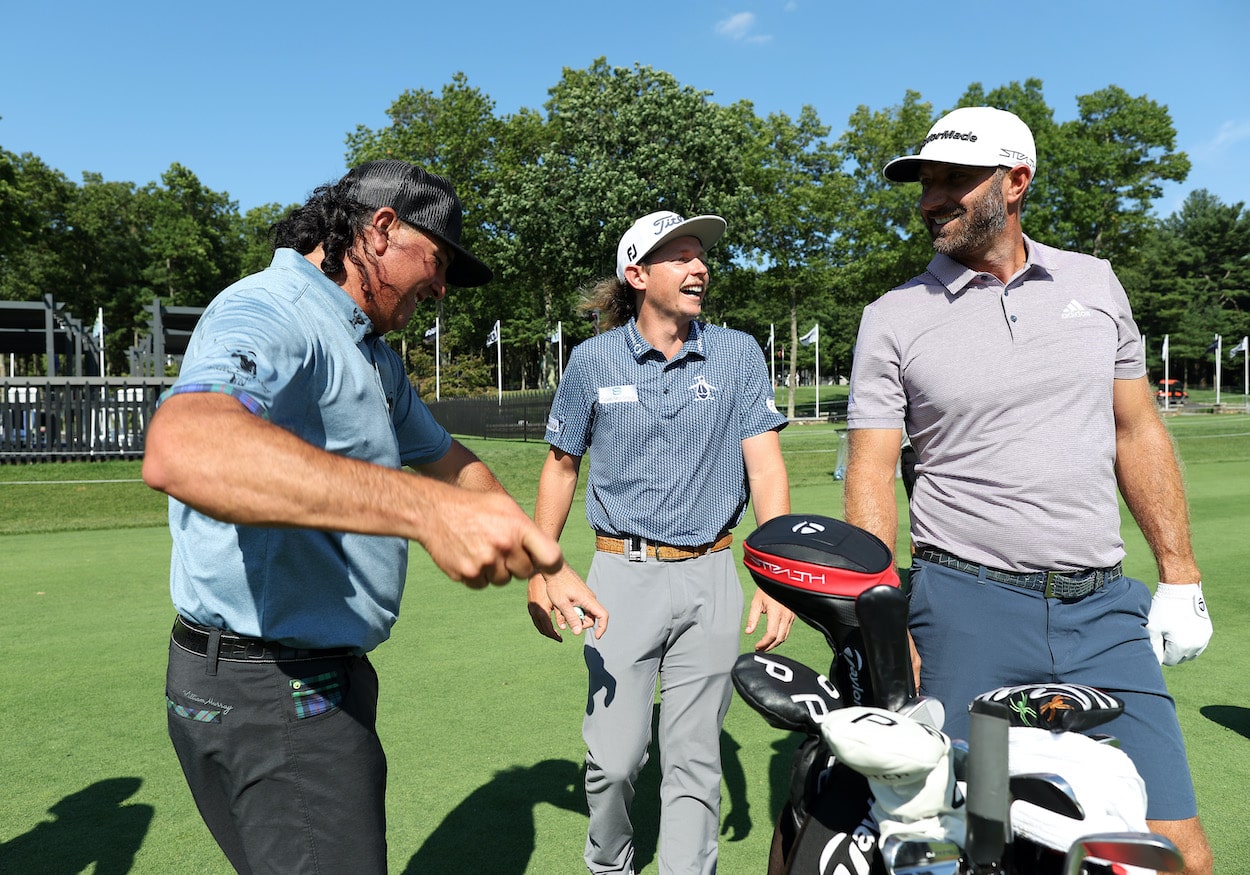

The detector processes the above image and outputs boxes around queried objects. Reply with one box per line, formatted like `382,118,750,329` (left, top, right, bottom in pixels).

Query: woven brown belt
595,532,733,562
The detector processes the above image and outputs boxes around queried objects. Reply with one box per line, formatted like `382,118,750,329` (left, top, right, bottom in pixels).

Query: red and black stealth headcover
743,515,899,646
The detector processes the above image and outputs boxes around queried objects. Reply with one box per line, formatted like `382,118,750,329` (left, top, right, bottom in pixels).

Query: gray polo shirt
847,237,1145,572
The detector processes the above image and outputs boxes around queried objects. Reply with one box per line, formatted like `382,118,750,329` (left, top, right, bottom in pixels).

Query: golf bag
735,514,920,874
731,514,1184,875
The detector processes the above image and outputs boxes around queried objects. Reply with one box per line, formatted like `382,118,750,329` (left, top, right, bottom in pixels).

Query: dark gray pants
166,640,387,874
582,549,743,875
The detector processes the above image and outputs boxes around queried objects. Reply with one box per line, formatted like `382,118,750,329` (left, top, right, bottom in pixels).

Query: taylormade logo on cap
615,211,727,281
882,107,1037,183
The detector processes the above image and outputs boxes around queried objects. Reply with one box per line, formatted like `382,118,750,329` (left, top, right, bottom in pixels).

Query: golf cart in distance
1156,379,1187,405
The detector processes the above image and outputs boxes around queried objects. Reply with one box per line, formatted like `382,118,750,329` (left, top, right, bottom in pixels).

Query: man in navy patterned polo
526,210,795,875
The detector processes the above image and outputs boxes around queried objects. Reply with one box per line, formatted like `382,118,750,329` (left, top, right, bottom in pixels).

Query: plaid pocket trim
166,695,222,723
290,671,345,719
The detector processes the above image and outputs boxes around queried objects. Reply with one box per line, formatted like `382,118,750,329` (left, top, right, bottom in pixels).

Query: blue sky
3,0,1247,219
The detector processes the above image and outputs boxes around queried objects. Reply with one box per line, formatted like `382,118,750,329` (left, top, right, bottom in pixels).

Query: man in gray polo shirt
527,210,794,875
844,107,1213,872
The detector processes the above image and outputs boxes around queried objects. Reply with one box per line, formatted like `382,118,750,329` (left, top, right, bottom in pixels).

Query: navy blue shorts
907,557,1197,821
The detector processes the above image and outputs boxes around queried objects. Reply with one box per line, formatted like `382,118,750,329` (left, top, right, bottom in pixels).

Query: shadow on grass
401,758,584,874
0,777,152,873
401,708,766,873
1200,704,1250,740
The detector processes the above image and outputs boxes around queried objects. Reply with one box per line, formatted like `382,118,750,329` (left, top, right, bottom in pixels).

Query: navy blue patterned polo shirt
546,318,786,546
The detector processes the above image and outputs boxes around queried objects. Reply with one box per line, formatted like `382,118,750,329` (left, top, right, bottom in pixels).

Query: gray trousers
581,548,744,875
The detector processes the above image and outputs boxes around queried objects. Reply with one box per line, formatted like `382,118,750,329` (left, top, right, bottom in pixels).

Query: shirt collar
622,317,708,362
273,248,375,342
925,234,1053,296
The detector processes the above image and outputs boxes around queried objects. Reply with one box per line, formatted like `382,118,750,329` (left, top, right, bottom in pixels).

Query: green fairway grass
1,416,1247,871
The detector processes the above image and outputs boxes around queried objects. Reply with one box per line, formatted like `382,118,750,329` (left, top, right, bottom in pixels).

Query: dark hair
270,178,375,278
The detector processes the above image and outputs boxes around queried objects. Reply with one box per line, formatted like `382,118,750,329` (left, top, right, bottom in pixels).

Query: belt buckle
627,536,647,563
1043,571,1064,599
1044,570,1096,600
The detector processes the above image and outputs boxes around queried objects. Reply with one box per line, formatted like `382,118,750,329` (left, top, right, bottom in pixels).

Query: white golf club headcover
821,706,966,843
1147,582,1211,665
1009,727,1147,854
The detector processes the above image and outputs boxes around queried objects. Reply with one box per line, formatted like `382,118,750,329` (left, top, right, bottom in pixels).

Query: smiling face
630,235,710,327
917,163,1010,262
366,220,453,334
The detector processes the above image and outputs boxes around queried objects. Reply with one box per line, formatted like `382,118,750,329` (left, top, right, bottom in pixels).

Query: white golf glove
1147,583,1211,666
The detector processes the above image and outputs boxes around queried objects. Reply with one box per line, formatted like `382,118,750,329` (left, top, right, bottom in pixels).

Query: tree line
3,59,1247,397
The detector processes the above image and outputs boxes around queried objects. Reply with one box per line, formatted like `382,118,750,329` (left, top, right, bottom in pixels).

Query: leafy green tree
1034,86,1189,262
1129,190,1250,385
493,59,754,369
725,103,843,413
64,174,150,371
828,90,936,375
240,202,294,277
139,163,242,307
346,72,518,391
0,149,76,304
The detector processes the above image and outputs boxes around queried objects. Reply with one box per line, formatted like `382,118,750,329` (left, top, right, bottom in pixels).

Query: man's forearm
1116,422,1201,582
843,433,901,558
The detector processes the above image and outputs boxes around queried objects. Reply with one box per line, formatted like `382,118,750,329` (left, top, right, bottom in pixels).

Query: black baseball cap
341,159,493,287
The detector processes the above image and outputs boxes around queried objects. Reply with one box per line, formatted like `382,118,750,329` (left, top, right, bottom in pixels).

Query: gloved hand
1147,583,1211,666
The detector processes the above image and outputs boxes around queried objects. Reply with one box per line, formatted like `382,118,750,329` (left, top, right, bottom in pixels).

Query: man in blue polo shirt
143,160,563,874
844,107,1213,872
526,210,795,875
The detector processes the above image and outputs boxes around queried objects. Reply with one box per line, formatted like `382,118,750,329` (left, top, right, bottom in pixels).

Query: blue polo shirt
161,249,452,652
546,319,786,546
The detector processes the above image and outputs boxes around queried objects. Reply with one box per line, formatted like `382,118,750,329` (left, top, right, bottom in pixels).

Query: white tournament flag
799,324,821,417
1231,336,1249,358
550,321,564,381
486,320,503,404
1161,334,1169,362
424,322,438,340
93,307,107,375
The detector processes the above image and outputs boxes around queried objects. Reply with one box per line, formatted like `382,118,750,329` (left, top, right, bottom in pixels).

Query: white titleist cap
883,106,1036,183
616,211,727,281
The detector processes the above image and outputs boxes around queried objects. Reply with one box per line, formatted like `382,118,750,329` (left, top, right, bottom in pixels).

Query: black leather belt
171,615,353,663
917,548,1122,600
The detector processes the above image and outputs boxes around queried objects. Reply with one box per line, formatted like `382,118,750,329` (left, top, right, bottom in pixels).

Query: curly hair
270,177,375,279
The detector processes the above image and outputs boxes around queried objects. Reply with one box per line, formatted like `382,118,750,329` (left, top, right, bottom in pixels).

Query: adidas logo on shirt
1061,299,1091,319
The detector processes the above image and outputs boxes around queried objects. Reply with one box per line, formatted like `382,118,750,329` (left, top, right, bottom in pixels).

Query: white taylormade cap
883,106,1036,183
616,211,727,281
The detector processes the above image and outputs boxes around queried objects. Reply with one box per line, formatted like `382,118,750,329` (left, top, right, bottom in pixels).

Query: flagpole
95,307,106,376
558,320,564,381
435,318,441,401
814,325,820,420
1215,335,1222,407
495,319,502,406
1163,334,1170,411
769,323,775,388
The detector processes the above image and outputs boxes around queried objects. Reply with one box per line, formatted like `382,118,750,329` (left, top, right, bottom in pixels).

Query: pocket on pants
289,670,347,720
166,689,224,723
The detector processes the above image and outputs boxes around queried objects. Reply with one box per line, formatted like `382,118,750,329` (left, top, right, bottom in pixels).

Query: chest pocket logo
689,375,719,401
